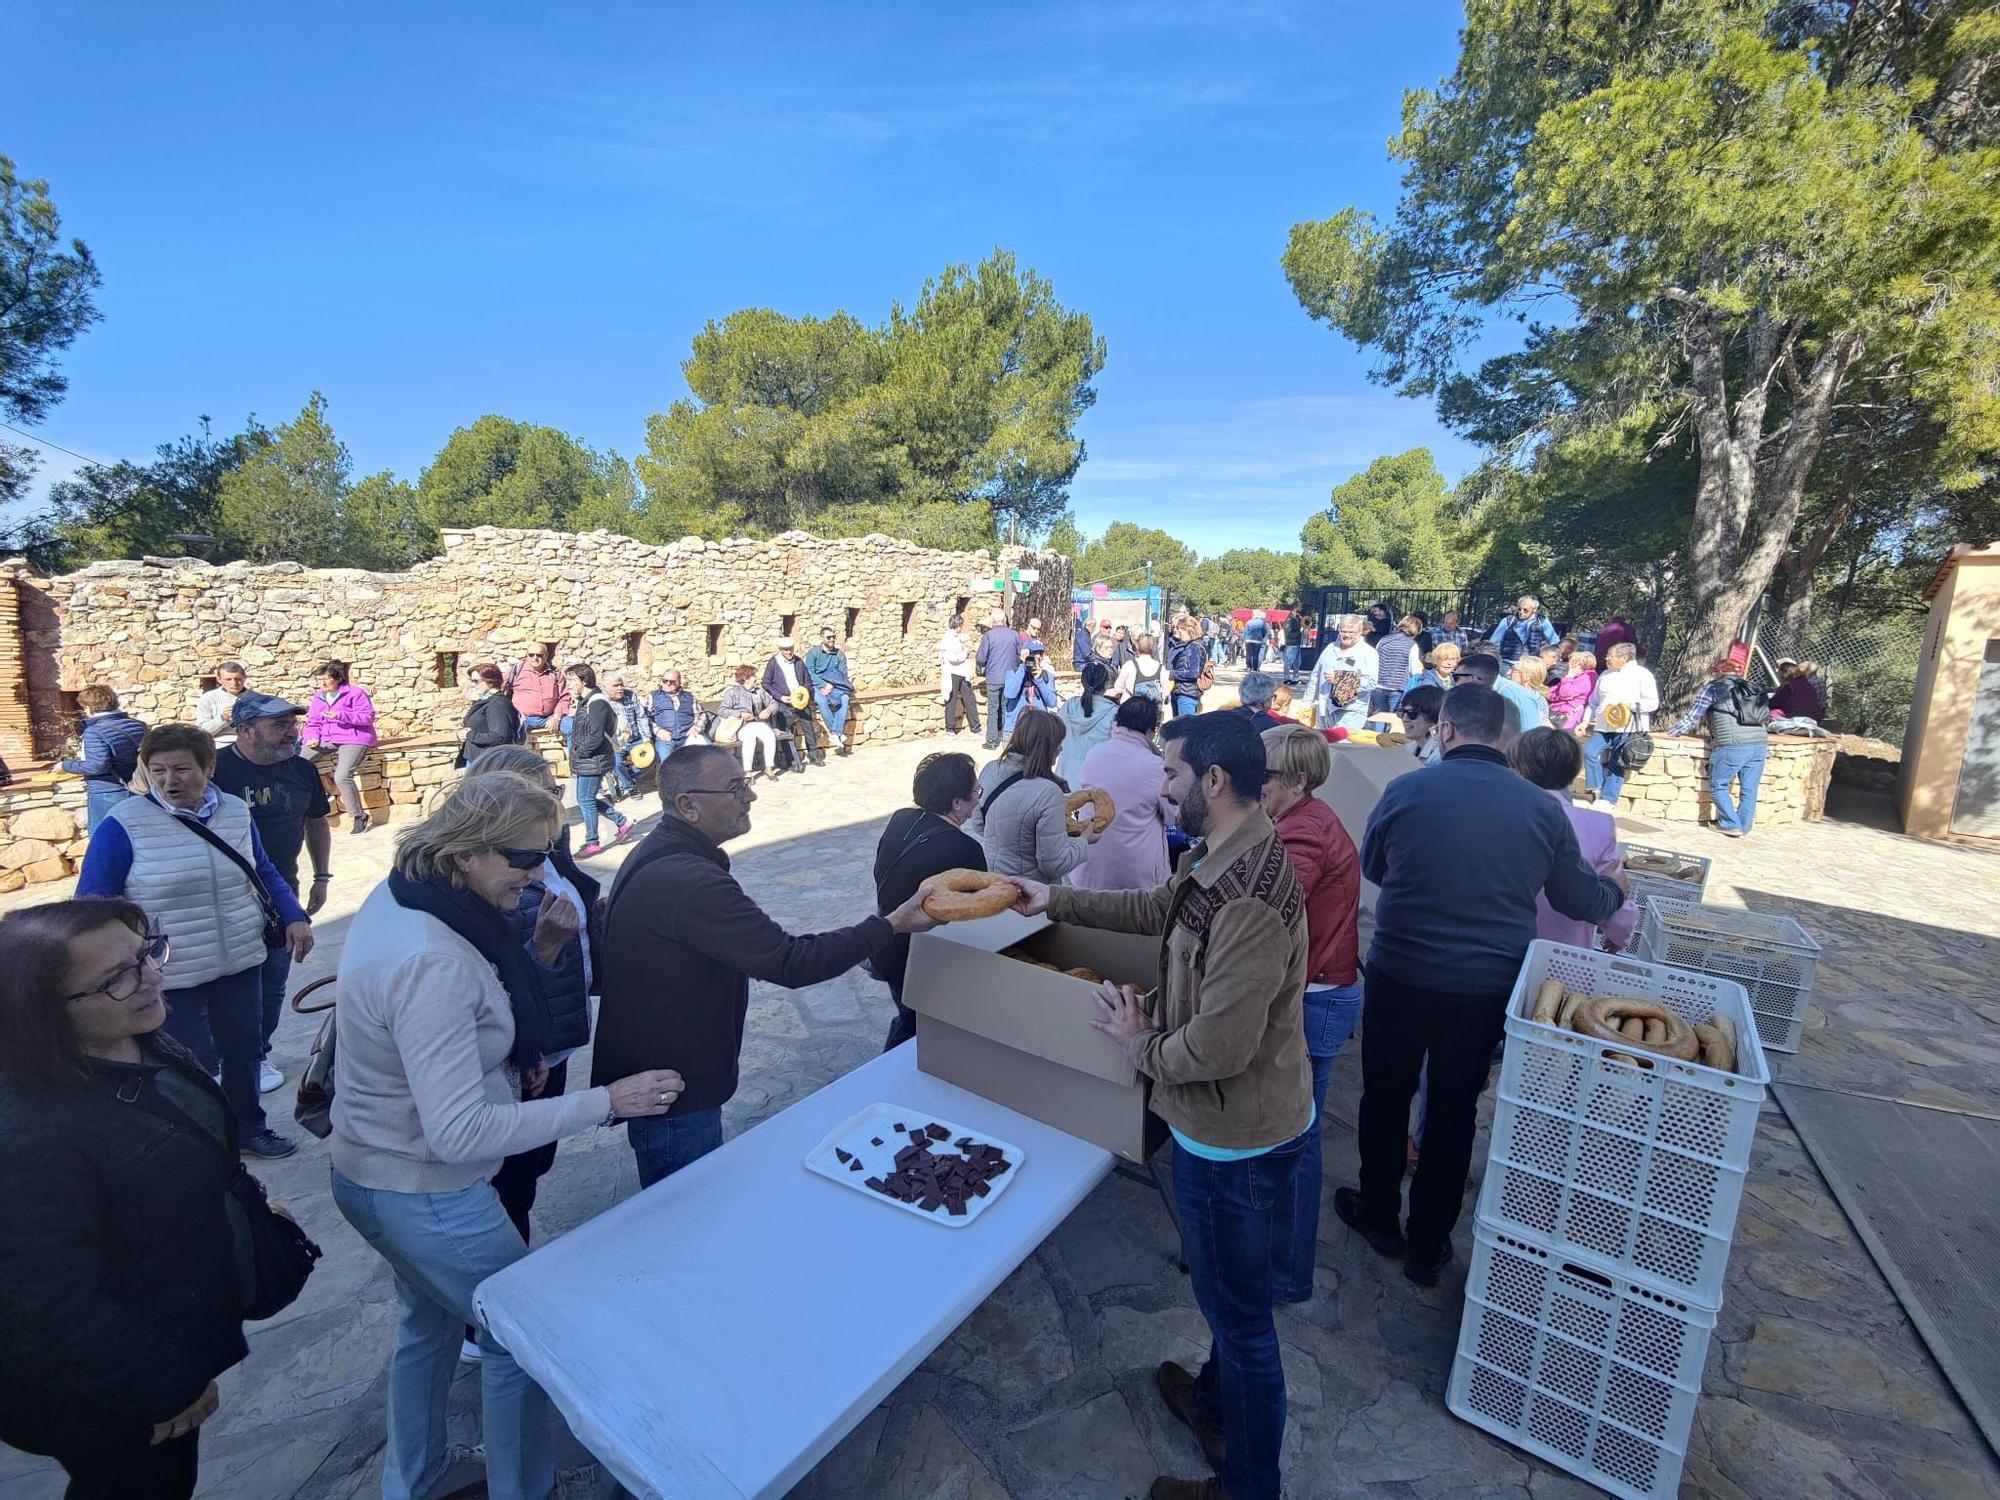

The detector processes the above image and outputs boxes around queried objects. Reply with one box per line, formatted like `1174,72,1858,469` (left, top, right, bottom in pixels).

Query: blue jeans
1276,981,1361,1302
612,749,636,797
1173,691,1203,719
817,688,850,743
520,713,551,734
1708,741,1768,833
573,773,628,846
628,1106,724,1189
162,965,267,1138
84,787,131,833
330,1172,552,1500
1174,1135,1304,1500
257,945,292,1057
1584,731,1627,806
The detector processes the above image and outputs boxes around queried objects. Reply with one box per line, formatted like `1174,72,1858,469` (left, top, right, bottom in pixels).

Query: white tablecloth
474,1042,1116,1499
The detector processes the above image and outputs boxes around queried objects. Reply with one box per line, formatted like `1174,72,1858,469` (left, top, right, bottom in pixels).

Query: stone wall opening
432,652,458,689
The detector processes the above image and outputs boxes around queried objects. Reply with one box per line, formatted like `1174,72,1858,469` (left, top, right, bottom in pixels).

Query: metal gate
1297,584,1524,634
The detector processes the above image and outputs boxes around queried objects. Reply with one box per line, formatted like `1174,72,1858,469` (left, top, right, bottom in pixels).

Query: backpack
1715,676,1771,728
1133,658,1164,702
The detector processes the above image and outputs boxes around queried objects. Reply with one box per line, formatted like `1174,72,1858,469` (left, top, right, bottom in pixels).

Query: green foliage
1283,0,2000,700
638,250,1103,543
811,500,999,552
0,156,102,506
419,416,639,535
214,393,430,569
1299,449,1461,595
1071,521,1199,599
1187,548,1302,612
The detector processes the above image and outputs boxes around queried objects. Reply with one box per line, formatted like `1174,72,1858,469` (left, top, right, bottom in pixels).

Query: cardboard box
904,910,1168,1163
1314,743,1424,911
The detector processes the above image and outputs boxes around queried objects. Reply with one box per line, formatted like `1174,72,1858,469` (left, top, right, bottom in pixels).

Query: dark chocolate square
948,1199,968,1216
925,1123,950,1140
870,1136,883,1147
835,1147,852,1165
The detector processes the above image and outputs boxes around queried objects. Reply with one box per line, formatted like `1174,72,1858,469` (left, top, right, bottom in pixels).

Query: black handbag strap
979,771,1027,820
160,798,282,929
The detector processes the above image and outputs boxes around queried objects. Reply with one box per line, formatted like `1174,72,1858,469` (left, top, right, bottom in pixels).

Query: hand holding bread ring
918,869,1017,923
1064,787,1115,841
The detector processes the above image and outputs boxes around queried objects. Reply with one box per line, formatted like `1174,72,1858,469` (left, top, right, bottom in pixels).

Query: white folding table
474,1042,1116,1499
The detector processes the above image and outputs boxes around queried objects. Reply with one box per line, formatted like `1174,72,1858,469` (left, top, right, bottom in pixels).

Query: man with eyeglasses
649,668,708,757
505,647,570,733
591,745,945,1187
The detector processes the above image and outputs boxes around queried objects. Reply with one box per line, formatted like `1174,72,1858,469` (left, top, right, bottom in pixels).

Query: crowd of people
0,593,1809,1500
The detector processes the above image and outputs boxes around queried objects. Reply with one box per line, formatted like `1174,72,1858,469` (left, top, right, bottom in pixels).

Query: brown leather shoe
1155,1361,1227,1470
1149,1477,1229,1499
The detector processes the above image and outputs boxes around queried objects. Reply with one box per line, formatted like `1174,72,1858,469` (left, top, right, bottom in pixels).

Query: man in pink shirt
506,647,571,731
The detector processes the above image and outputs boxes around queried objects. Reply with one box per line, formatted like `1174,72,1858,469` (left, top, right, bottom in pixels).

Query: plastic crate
1614,843,1711,908
1448,1224,1714,1500
1632,897,1820,1055
1480,941,1768,1304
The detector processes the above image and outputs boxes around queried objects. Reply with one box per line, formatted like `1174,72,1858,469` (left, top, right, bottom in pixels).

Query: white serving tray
803,1102,1026,1229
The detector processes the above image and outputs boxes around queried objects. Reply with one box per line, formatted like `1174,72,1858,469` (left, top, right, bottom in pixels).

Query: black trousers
943,676,980,733
983,677,1007,743
56,1429,199,1499
1355,964,1509,1256
882,978,917,1053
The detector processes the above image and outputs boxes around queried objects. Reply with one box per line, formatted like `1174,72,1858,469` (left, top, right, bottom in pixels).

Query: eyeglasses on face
64,933,170,1004
497,844,555,870
682,779,754,801
1450,669,1478,682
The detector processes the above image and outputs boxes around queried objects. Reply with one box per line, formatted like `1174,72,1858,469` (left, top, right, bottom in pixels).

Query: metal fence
1745,603,1923,744
1297,584,1526,634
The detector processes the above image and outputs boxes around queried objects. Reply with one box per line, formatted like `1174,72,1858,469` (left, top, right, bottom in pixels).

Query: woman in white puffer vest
76,722,314,1160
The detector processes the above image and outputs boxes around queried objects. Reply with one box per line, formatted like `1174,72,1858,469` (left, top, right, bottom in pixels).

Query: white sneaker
259,1061,285,1094
459,1338,485,1364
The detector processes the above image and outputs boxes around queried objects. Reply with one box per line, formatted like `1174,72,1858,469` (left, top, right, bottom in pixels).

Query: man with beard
1006,713,1311,1500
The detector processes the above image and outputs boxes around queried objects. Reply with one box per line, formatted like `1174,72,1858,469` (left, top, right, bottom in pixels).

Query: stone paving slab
3,732,1998,1498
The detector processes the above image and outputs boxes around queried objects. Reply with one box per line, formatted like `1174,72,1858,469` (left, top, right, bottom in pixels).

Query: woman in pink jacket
303,659,379,834
1546,649,1597,732
1509,728,1638,950
1071,697,1175,891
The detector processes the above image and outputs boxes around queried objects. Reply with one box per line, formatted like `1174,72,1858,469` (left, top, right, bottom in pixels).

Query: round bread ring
1572,996,1700,1061
1063,966,1104,984
1064,787,1116,837
922,868,1017,922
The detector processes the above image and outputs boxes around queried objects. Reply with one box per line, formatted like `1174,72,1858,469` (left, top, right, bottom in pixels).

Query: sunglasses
497,844,555,870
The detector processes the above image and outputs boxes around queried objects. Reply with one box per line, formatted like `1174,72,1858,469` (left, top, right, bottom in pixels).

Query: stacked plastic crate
1447,941,1770,1499
1632,897,1822,1054
1613,842,1712,910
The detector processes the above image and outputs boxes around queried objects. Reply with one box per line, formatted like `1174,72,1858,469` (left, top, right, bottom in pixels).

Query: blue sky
7,1,1479,557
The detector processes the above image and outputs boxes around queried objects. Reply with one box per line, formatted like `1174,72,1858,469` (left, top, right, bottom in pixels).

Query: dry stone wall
23,527,1073,745
1584,736,1838,827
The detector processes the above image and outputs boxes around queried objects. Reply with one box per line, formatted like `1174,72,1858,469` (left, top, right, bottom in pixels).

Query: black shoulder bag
168,804,288,949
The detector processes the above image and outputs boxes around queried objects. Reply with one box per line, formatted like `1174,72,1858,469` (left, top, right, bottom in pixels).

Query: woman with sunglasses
331,772,683,1500
0,899,250,1498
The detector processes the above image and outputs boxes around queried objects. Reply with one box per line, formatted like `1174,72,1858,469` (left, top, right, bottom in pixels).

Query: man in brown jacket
1008,712,1310,1500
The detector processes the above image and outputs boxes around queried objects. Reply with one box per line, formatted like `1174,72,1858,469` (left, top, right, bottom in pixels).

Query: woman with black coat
459,661,523,761
564,663,633,856
0,898,255,1498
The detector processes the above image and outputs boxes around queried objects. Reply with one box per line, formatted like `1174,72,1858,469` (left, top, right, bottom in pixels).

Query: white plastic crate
1479,941,1768,1304
1633,897,1820,1054
1448,1224,1715,1500
1614,842,1711,907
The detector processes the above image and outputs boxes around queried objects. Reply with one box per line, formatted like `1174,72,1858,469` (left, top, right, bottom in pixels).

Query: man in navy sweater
973,610,1022,750
1336,683,1627,1285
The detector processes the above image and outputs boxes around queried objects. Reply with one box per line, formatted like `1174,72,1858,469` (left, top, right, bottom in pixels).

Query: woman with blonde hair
1259,723,1361,1302
1407,640,1460,694
1373,615,1426,714
967,709,1100,882
331,773,683,1500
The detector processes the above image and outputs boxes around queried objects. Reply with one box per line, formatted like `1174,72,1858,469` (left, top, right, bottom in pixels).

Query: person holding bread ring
330,771,687,1500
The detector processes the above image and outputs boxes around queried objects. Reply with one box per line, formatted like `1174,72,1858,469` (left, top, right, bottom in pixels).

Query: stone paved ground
3,724,1997,1499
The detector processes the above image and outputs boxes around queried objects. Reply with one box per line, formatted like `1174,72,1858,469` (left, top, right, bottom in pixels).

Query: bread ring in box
1063,966,1104,984
922,869,1017,922
1572,996,1699,1061
1064,787,1116,837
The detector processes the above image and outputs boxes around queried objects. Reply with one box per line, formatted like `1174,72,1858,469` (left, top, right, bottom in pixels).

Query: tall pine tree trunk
1662,297,1863,708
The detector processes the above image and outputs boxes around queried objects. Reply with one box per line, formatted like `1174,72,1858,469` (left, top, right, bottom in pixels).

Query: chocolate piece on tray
947,1199,968,1216
835,1147,852,1165
925,1122,950,1140
848,1159,863,1172
870,1136,883,1147
892,1123,904,1132
864,1177,885,1192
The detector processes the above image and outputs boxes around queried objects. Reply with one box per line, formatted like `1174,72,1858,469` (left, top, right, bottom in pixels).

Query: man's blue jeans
628,1106,725,1189
1276,981,1361,1302
1173,691,1203,720
1584,731,1628,806
257,945,291,1057
330,1172,552,1500
520,712,551,734
817,688,850,743
84,787,130,833
1173,1133,1305,1500
162,965,268,1138
1708,741,1768,833
612,749,637,797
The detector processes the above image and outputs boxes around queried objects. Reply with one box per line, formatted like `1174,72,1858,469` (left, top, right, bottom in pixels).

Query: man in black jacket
1337,684,1628,1286
873,752,985,1052
593,745,943,1187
